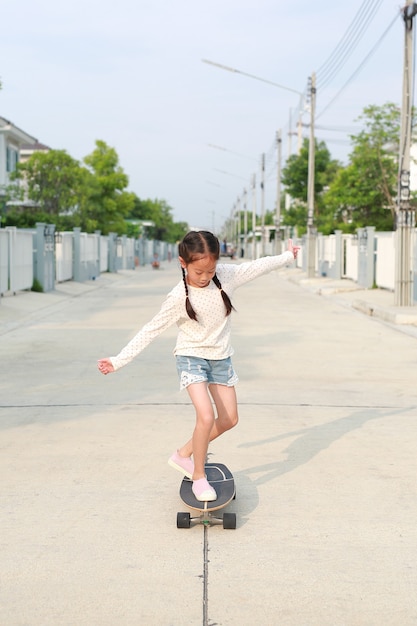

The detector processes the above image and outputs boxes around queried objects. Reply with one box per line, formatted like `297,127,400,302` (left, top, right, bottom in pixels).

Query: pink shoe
168,450,194,479
192,477,217,502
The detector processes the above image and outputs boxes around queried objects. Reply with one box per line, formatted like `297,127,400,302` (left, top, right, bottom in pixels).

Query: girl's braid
181,267,198,321
212,274,234,317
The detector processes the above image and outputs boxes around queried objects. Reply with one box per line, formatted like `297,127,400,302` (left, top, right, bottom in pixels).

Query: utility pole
306,72,317,278
260,153,266,256
228,204,235,245
395,1,417,306
297,111,303,154
287,108,293,162
236,195,241,253
275,130,282,254
243,187,248,258
251,173,257,260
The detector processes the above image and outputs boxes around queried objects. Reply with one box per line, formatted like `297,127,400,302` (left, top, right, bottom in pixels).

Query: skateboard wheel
222,513,236,529
177,512,191,529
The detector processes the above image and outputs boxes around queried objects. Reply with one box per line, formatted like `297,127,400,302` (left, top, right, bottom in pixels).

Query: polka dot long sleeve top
110,251,294,371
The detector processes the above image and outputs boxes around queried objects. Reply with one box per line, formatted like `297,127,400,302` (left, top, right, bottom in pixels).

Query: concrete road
1,261,416,625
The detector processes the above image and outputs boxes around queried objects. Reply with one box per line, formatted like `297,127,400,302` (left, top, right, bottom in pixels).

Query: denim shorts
175,355,239,391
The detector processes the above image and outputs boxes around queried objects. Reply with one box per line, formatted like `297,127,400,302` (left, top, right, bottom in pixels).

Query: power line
314,124,360,133
315,137,352,145
317,11,399,120
317,0,376,75
317,0,385,89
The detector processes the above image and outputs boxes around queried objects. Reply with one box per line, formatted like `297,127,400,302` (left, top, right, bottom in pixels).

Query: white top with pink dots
110,252,294,371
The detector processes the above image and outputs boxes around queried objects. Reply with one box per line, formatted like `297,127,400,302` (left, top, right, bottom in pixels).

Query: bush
31,278,43,293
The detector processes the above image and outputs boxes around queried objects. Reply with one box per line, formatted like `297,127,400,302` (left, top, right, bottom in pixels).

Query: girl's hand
287,238,300,260
97,358,115,375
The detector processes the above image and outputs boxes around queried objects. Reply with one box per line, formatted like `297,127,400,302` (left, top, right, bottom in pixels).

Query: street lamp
275,130,283,254
212,168,247,182
207,143,256,161
203,59,307,258
202,60,305,148
202,59,303,96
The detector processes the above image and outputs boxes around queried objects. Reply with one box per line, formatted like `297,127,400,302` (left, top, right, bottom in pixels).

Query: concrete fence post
34,222,55,292
108,232,117,273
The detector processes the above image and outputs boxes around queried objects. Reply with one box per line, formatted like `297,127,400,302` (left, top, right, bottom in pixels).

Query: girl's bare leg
178,384,238,477
181,382,215,480
208,384,239,438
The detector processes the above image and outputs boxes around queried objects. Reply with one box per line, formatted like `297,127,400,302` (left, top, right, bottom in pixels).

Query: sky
0,0,406,232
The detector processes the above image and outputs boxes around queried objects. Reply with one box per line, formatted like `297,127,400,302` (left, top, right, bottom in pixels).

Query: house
0,116,38,200
19,141,50,164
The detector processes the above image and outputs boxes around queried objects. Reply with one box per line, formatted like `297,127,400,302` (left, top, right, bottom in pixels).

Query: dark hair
178,230,234,321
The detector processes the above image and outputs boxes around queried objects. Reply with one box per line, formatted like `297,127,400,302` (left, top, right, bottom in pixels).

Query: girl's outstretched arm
97,358,115,375
287,238,300,259
96,285,183,373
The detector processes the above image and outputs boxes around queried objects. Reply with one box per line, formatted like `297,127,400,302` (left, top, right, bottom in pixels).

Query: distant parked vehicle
220,241,234,258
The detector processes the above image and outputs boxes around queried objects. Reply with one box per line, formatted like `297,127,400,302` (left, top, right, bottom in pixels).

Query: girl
98,231,298,502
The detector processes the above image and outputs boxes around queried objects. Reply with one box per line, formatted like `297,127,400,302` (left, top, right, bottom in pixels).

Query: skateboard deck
177,462,236,529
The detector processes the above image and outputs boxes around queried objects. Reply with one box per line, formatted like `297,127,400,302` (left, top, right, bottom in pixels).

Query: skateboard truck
177,510,236,529
176,463,236,530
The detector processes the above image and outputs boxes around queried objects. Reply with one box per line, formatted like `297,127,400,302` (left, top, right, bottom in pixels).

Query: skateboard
177,462,236,529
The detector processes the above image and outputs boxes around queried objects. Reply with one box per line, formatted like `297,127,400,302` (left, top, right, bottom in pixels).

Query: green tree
323,103,403,231
128,196,188,242
2,136,190,238
82,140,135,234
6,150,85,228
281,138,341,235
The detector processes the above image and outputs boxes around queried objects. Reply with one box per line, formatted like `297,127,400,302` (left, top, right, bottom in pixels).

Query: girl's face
180,255,217,288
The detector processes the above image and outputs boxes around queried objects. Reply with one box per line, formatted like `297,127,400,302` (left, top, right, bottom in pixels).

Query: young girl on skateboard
98,231,298,502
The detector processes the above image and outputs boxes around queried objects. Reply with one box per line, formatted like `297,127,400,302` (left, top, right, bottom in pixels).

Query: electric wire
316,0,377,76
315,137,352,146
316,12,399,120
314,124,360,133
317,0,385,90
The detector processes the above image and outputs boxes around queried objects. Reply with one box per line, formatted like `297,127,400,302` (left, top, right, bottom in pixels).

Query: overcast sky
0,0,405,231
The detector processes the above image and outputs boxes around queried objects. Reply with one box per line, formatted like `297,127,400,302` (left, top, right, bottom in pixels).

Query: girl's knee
223,412,238,430
230,413,239,428
196,412,215,430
